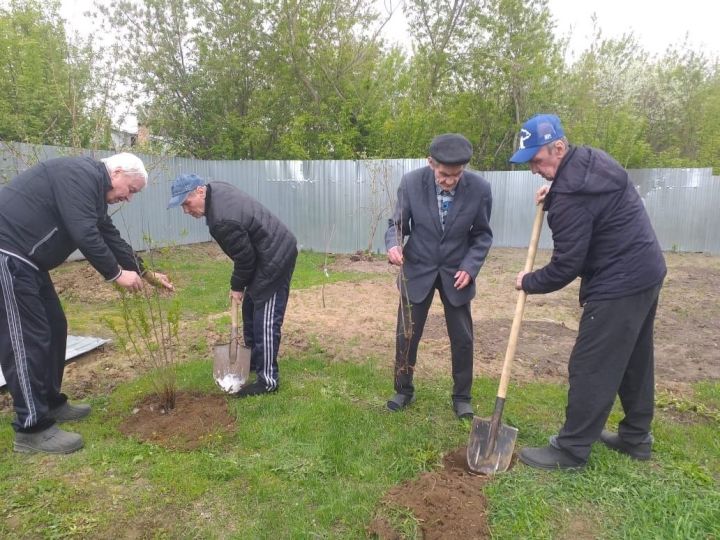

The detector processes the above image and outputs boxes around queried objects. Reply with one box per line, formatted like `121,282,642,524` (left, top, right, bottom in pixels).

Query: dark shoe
453,401,474,420
600,430,652,460
48,401,91,423
519,445,586,470
386,393,415,412
14,425,84,454
233,381,277,398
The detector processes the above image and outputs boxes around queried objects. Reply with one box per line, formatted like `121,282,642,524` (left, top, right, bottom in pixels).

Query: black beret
429,133,473,165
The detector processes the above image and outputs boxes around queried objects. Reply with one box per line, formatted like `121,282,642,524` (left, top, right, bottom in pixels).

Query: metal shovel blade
467,416,518,475
213,340,251,394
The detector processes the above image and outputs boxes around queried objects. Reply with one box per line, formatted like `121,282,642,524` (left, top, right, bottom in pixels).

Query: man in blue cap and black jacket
510,114,666,470
168,174,297,398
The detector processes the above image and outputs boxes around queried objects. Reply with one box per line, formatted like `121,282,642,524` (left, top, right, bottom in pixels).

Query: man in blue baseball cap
167,173,205,210
509,114,666,470
509,113,565,165
168,174,297,397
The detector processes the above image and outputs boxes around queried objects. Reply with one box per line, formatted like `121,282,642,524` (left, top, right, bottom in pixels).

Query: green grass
485,381,720,539
1,359,718,538
0,357,471,538
162,248,371,316
58,249,372,334
2,249,719,538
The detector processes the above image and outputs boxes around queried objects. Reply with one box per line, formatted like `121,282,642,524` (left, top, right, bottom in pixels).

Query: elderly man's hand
454,270,471,289
515,271,529,291
388,245,404,266
535,185,550,205
116,270,143,291
229,289,244,304
145,271,174,291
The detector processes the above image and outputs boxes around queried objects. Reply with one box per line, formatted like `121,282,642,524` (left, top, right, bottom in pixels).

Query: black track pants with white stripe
0,254,68,432
241,271,293,391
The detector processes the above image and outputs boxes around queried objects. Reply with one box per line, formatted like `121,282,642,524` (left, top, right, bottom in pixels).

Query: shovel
213,296,251,394
467,203,545,475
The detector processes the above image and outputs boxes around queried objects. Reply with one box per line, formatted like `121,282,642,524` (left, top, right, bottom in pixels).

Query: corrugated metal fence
1,142,718,254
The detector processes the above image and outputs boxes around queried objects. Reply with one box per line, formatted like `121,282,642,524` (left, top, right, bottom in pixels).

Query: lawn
0,245,718,539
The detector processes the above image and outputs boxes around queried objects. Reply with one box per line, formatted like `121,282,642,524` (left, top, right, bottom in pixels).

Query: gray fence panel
629,168,718,253
483,170,553,250
1,142,718,255
708,177,720,251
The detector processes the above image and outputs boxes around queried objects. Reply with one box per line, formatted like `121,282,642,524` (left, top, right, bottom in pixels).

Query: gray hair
101,153,148,185
545,137,569,153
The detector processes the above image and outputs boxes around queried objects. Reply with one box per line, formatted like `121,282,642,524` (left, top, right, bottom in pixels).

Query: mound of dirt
369,447,491,539
118,391,236,451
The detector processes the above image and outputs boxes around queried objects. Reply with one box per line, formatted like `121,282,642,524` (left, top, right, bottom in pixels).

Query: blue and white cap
509,114,565,164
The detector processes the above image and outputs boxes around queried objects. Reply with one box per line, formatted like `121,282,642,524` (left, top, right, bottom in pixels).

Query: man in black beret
385,134,493,419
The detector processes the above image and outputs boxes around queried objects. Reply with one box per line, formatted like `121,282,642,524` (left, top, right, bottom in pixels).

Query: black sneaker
233,381,277,398
600,430,652,460
519,445,586,470
452,401,474,420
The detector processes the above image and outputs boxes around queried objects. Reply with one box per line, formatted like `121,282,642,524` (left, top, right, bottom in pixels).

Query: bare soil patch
118,390,236,451
369,447,491,539
285,248,720,388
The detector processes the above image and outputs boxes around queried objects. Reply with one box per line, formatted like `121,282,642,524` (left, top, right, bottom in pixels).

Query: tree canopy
3,0,720,171
0,0,113,148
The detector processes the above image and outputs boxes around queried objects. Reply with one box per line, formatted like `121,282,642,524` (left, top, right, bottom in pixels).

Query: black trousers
394,276,474,402
556,283,663,461
0,254,68,433
241,270,294,391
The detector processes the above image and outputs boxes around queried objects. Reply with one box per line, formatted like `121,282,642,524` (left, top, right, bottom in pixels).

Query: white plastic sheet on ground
0,335,109,387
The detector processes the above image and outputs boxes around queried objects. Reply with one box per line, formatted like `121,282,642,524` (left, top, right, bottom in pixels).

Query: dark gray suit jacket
385,166,493,307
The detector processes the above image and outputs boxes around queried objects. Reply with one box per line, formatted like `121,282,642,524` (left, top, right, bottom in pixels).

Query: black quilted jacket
205,182,297,302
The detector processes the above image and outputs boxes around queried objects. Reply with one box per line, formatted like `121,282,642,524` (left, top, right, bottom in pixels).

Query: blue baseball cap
509,114,565,164
167,174,205,209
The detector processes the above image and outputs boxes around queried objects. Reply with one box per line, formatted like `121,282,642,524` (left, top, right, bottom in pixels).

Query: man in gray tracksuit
0,153,173,454
168,174,297,397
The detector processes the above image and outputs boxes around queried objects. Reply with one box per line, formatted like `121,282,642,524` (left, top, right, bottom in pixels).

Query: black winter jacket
205,182,297,303
0,156,141,279
522,146,666,304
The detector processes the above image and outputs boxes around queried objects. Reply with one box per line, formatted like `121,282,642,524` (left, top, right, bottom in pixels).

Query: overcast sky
546,0,720,58
377,0,720,58
61,0,720,57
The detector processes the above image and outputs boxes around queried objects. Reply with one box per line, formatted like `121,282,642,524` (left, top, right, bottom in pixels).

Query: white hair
101,153,148,185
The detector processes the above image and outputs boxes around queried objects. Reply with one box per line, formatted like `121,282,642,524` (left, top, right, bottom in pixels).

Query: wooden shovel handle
497,204,545,399
231,295,240,330
229,296,241,360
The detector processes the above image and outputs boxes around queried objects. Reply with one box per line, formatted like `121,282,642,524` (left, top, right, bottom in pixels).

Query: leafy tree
639,44,714,167
0,0,107,148
468,0,564,168
560,29,652,167
101,0,397,159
